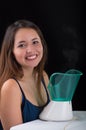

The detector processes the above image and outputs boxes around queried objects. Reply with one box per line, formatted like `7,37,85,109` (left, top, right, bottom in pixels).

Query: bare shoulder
1,79,22,102
43,71,49,87
0,79,23,129
1,79,20,93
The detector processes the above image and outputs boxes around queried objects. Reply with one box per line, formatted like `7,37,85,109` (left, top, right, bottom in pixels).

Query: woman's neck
21,67,36,82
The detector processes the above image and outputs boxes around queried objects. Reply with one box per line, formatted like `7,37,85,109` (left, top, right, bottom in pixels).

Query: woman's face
13,28,43,69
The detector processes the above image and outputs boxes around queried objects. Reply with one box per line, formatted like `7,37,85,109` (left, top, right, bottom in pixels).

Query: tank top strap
12,78,25,109
12,78,25,96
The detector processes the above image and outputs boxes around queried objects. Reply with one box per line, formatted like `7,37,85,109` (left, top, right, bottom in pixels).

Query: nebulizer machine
39,69,83,121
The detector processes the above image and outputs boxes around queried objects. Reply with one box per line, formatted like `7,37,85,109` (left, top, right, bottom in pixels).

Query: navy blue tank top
0,78,50,129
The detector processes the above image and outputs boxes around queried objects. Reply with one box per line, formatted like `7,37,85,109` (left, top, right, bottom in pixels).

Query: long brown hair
0,20,48,94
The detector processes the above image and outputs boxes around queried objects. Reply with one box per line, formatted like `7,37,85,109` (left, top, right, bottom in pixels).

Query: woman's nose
26,44,34,53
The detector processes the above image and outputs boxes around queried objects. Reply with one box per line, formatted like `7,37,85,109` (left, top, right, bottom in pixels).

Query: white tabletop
10,111,86,130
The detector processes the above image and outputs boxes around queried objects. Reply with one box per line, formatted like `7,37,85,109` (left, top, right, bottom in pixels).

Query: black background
0,0,86,110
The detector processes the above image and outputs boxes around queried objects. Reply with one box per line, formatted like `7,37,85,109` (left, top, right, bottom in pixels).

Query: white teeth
26,55,36,60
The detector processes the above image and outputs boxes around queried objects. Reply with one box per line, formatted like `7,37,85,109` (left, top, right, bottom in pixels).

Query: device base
39,101,73,121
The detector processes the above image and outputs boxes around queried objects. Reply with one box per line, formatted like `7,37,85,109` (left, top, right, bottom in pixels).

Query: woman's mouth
25,54,37,60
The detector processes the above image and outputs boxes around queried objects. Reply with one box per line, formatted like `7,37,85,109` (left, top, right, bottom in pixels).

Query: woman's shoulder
43,70,49,78
1,78,22,101
1,78,19,91
43,71,49,87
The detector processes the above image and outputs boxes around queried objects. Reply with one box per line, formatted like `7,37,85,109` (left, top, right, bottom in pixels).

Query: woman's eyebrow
32,38,40,41
16,40,26,45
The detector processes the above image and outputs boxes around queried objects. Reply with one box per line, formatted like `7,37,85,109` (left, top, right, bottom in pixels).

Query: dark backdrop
0,0,86,110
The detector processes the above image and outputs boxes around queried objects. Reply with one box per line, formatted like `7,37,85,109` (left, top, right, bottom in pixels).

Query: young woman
0,19,50,130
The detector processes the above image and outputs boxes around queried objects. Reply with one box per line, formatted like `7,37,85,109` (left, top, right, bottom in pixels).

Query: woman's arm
0,79,23,130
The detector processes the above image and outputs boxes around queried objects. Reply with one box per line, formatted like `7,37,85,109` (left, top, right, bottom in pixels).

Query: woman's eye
18,44,26,48
33,41,39,44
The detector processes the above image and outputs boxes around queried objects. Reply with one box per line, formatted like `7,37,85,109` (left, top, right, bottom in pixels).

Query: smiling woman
13,28,43,68
0,19,50,130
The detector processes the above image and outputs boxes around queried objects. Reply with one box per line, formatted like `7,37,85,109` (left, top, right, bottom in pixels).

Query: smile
25,54,37,60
